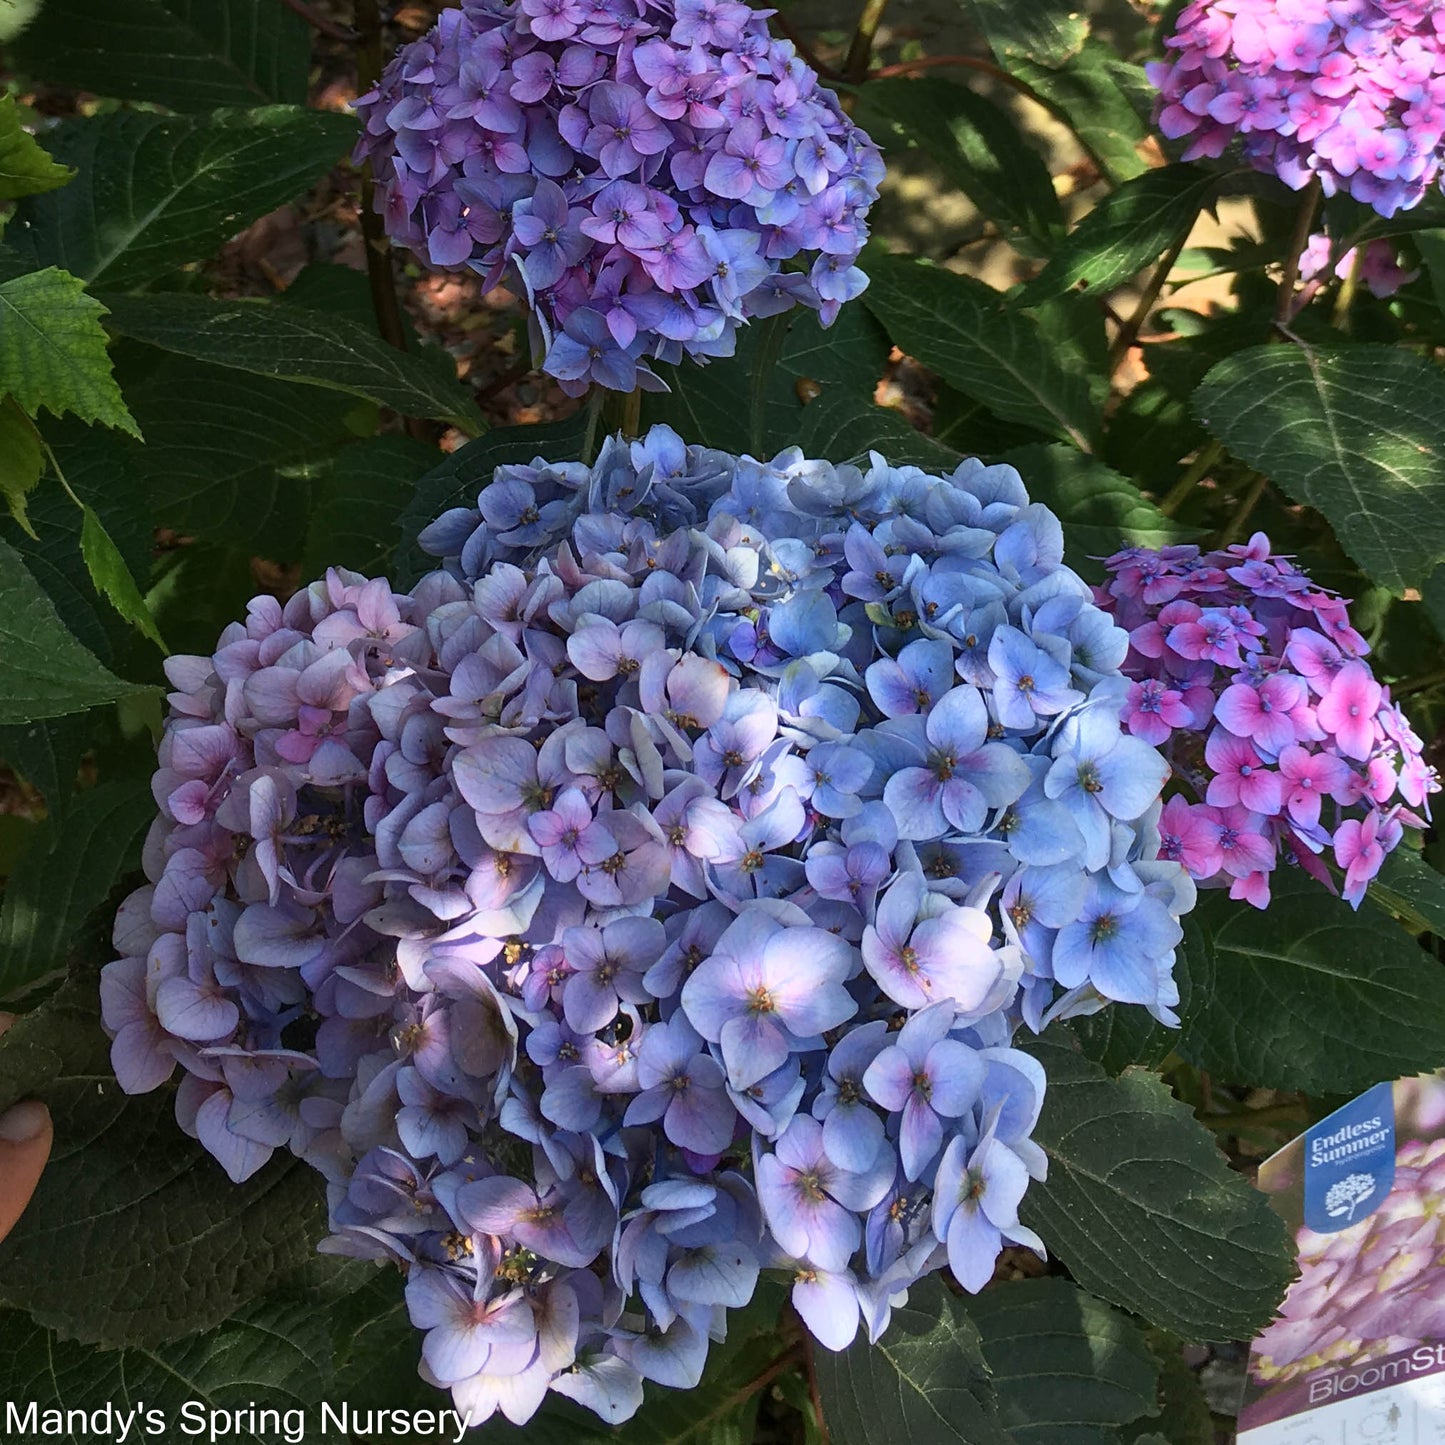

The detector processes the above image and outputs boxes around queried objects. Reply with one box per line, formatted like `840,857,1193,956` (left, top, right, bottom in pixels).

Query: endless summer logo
1303,1081,1396,1235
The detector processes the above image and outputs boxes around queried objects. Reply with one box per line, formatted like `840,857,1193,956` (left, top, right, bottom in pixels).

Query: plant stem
600,386,643,441
1159,440,1223,516
278,0,357,42
1219,470,1269,545
1201,1102,1308,1133
1106,225,1194,376
1275,179,1323,329
1391,667,1445,699
799,1326,831,1445
772,14,840,80
869,52,1033,96
844,0,891,83
355,0,410,359
1331,243,1364,331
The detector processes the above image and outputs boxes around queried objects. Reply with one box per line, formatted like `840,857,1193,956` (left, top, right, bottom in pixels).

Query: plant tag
1239,1074,1445,1443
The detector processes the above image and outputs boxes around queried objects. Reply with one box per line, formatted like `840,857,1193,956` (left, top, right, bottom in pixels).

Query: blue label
1303,1081,1395,1234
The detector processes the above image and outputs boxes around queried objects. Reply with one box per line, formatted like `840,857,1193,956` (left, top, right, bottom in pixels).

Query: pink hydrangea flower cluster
1098,533,1438,909
1148,0,1445,216
1299,230,1421,296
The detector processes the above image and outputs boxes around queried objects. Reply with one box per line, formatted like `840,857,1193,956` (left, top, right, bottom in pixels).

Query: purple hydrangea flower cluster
102,430,1191,1427
1148,0,1445,217
1098,533,1438,910
353,0,882,395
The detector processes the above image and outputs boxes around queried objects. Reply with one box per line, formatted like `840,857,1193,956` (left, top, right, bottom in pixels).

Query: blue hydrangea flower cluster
102,432,1191,1427
1100,533,1438,909
353,0,882,395
1148,0,1445,217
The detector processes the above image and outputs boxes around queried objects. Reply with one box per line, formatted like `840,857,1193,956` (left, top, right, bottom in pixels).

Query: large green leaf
966,0,1089,68
1195,343,1445,594
0,395,43,532
1370,847,1445,936
1007,42,1152,184
11,107,358,292
101,293,483,435
963,1278,1160,1445
0,778,154,1003
815,1276,1011,1445
0,268,137,434
1018,1033,1296,1340
3,423,159,666
0,1300,330,1445
643,304,893,456
1021,165,1218,305
122,355,369,559
8,0,313,111
1124,1333,1213,1445
302,434,441,579
0,95,73,200
855,78,1063,252
0,536,150,724
1001,444,1191,583
1179,872,1445,1092
0,979,324,1347
793,388,963,471
0,710,90,823
863,256,1099,451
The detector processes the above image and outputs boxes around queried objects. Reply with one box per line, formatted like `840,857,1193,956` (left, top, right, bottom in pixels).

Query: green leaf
78,502,166,649
863,255,1099,451
302,434,440,578
815,1276,1011,1445
1018,1032,1296,1340
0,1298,329,1445
3,422,159,666
1007,42,1152,184
0,94,73,200
1369,846,1445,936
0,710,90,823
8,0,313,111
1178,871,1445,1093
101,293,484,435
963,1278,1160,1445
0,979,325,1346
122,355,370,559
0,395,43,535
0,268,138,435
644,304,892,456
1124,1333,1213,1445
0,536,150,724
0,778,154,1002
1021,166,1217,305
966,0,1089,68
12,107,358,292
1000,444,1193,584
1195,343,1445,594
793,388,963,471
855,78,1063,251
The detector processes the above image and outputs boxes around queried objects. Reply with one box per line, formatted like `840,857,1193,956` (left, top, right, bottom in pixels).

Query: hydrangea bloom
103,431,1191,1427
1148,0,1445,217
1299,231,1420,298
354,0,882,393
1099,533,1437,909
